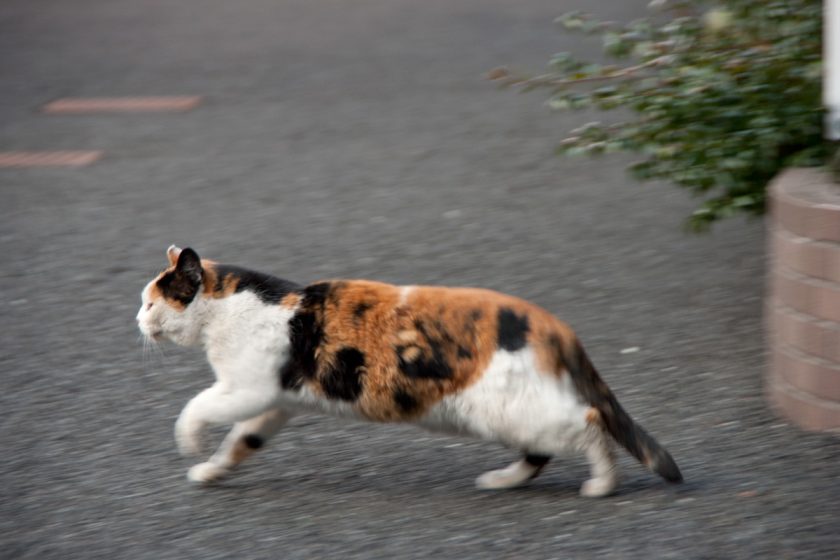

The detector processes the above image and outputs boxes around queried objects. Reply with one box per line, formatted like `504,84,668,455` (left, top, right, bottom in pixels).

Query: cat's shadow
506,475,697,500
198,467,699,508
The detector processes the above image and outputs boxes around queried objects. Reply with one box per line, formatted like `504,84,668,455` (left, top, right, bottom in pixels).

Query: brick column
767,168,840,432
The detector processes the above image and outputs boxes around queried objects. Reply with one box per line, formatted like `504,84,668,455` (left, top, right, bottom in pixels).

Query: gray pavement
2,0,839,558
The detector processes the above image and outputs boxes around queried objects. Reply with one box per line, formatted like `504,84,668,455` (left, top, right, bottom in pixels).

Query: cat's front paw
475,461,536,490
174,416,205,457
187,462,228,484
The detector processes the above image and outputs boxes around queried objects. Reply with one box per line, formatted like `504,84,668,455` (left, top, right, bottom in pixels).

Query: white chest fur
202,292,295,389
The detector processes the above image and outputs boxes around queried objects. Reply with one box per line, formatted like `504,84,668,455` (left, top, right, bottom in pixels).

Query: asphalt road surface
2,0,839,558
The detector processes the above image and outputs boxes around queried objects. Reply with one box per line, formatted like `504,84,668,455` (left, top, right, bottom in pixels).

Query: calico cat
136,246,682,497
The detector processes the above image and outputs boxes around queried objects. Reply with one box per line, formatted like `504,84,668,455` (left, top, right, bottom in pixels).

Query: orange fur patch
280,292,302,309
229,440,255,466
199,261,239,298
296,282,578,421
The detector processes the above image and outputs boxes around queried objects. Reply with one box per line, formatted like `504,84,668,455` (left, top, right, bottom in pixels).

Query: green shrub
490,0,825,229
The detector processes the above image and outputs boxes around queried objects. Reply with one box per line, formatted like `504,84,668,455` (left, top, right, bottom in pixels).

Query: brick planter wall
767,168,840,432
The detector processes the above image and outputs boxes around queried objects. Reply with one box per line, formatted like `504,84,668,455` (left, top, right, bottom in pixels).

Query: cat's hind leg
475,453,551,490
188,407,293,483
579,432,619,498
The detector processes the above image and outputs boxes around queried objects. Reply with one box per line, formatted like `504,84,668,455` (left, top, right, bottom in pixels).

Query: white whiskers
140,333,168,368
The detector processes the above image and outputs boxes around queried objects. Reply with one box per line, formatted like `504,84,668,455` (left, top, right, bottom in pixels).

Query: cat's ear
175,248,203,285
167,245,182,267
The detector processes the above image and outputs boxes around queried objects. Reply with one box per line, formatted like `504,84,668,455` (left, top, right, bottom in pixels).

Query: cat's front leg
174,383,279,457
187,407,294,483
174,403,207,457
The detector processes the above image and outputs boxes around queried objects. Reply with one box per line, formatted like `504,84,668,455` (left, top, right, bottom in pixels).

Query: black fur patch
279,361,305,390
395,320,455,379
396,344,453,380
243,434,264,449
157,250,202,305
524,453,552,479
213,264,301,305
156,270,200,305
303,281,332,308
393,388,419,414
352,301,373,323
524,453,551,468
321,347,365,401
497,308,529,351
280,282,332,391
280,310,321,390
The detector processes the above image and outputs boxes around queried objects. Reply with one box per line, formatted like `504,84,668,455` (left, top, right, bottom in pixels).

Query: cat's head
136,245,207,346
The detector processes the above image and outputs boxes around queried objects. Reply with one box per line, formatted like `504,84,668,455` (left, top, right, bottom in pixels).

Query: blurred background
2,0,838,558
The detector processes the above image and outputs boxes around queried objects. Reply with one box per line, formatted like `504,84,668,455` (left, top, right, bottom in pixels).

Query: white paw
579,476,617,498
475,461,536,490
174,417,205,457
187,462,228,484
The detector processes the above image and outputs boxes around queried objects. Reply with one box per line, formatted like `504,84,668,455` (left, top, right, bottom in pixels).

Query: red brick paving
0,151,103,167
42,96,202,113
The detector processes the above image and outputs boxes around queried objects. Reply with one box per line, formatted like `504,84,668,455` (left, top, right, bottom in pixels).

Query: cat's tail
562,338,683,484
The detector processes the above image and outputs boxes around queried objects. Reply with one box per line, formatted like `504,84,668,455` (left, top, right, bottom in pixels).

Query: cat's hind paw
187,462,228,484
579,476,617,498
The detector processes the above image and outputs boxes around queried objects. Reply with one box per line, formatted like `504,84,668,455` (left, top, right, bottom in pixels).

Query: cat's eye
145,302,154,310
